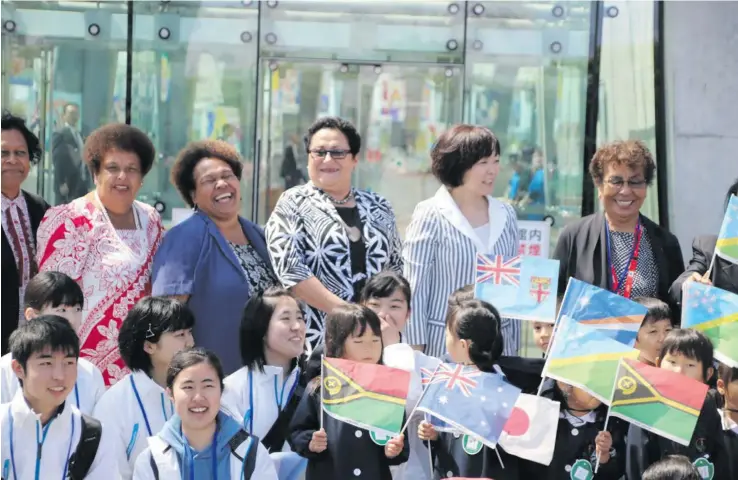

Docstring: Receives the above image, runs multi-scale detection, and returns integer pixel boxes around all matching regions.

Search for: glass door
[256,60,463,234]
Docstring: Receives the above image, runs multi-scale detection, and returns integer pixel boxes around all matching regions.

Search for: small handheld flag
[715,195,738,264]
[681,282,738,368]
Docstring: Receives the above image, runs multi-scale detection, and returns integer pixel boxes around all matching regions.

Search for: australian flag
[417,363,521,449]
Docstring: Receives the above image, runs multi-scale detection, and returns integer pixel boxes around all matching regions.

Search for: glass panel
[596,1,659,222]
[131,1,259,225]
[256,60,463,233]
[1,1,128,203]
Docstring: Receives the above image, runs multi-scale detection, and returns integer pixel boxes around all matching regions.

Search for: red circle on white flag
[503,406,530,436]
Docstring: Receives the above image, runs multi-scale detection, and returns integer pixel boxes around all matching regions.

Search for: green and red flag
[321,357,411,435]
[609,358,708,446]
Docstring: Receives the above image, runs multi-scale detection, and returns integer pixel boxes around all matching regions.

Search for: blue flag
[417,363,521,448]
[557,278,647,347]
[475,254,560,322]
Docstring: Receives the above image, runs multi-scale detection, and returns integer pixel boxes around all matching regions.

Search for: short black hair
[118,297,196,372]
[431,124,501,188]
[84,123,156,176]
[725,178,738,211]
[239,287,304,372]
[170,140,243,208]
[325,304,382,360]
[360,271,411,305]
[642,455,701,480]
[446,299,503,372]
[633,297,673,327]
[659,328,714,380]
[166,347,224,391]
[1,110,42,165]
[9,315,79,371]
[24,271,83,311]
[304,117,361,156]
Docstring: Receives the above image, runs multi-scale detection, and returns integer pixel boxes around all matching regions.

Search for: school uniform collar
[719,409,738,434]
[433,186,507,253]
[131,369,166,396]
[560,409,598,426]
[10,390,69,429]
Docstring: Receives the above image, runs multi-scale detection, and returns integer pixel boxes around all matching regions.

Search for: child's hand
[595,431,612,464]
[384,433,405,458]
[418,421,439,441]
[309,429,328,453]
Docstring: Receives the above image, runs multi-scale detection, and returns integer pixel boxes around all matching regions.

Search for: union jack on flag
[424,363,481,397]
[476,254,522,286]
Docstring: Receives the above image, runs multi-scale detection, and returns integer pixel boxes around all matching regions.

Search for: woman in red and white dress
[36,124,163,386]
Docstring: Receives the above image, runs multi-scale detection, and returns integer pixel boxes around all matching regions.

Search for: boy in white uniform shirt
[0,315,119,479]
[0,271,105,414]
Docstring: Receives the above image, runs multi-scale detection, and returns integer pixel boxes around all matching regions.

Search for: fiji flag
[417,363,521,449]
[475,254,560,322]
[716,195,738,264]
[682,282,738,368]
[558,278,647,347]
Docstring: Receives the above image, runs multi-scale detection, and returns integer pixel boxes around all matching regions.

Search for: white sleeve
[93,392,133,479]
[90,365,106,408]
[131,448,156,480]
[251,441,278,480]
[85,414,123,480]
[0,356,19,404]
[220,382,246,426]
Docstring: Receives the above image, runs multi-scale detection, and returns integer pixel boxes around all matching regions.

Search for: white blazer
[132,434,278,480]
[93,371,174,479]
[221,365,300,442]
[402,187,520,357]
[0,353,105,415]
[1,391,120,480]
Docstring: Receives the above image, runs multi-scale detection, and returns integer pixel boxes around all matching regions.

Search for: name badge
[370,430,390,446]
[568,458,593,480]
[693,457,714,480]
[461,434,483,455]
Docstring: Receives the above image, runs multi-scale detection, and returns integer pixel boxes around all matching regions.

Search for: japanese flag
[498,394,560,465]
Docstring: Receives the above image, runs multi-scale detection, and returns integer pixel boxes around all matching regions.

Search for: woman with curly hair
[553,140,684,304]
[35,123,164,385]
[152,140,278,374]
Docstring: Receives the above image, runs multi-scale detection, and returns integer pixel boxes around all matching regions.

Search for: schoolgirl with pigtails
[93,296,196,479]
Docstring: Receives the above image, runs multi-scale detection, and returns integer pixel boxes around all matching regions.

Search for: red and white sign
[518,220,551,258]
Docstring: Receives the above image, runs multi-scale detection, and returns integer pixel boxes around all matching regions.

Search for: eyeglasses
[605,177,647,190]
[309,149,351,159]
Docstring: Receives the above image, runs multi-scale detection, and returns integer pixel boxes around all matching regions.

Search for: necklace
[322,188,354,205]
[94,191,141,230]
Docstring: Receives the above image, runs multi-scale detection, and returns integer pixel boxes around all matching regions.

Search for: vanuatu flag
[321,357,411,435]
[609,358,708,445]
[716,195,738,263]
[682,282,738,368]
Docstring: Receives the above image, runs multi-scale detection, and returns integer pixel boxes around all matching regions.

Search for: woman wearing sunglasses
[265,116,403,352]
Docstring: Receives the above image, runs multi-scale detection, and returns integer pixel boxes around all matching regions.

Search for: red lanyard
[606,221,642,299]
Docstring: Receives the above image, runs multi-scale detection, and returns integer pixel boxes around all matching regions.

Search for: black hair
[633,297,673,327]
[642,455,701,480]
[446,299,503,372]
[549,381,608,417]
[431,124,501,188]
[24,271,83,311]
[324,304,383,360]
[239,287,304,372]
[717,362,738,409]
[304,116,361,156]
[166,347,225,391]
[170,139,244,208]
[725,178,738,212]
[1,110,42,165]
[360,271,411,305]
[9,315,80,371]
[83,123,156,176]
[658,329,714,380]
[118,296,196,372]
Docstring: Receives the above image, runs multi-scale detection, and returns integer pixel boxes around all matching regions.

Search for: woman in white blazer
[93,297,195,479]
[403,125,520,358]
[133,348,277,480]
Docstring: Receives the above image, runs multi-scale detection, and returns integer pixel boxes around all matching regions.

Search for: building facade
[2,0,669,243]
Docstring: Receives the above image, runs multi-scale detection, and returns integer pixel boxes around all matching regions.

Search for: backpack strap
[261,382,304,452]
[149,452,159,480]
[229,430,259,479]
[66,414,102,480]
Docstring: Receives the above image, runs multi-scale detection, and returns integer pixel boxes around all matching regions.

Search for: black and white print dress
[265,182,403,349]
[229,242,279,295]
[609,227,659,298]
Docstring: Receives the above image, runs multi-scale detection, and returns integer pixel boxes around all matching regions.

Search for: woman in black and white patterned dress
[265,117,403,349]
[554,140,684,308]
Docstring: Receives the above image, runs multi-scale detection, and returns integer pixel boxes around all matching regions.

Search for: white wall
[664,1,738,259]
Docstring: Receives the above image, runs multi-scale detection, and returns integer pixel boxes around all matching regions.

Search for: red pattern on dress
[36,197,163,386]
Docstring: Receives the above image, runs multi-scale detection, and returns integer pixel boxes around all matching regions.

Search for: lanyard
[74,384,79,409]
[7,405,75,480]
[130,375,173,437]
[184,424,218,480]
[245,368,300,434]
[605,220,642,299]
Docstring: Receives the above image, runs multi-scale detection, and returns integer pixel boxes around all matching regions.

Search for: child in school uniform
[133,348,278,479]
[0,271,105,414]
[642,455,702,480]
[93,297,195,479]
[289,304,408,480]
[1,316,118,479]
[716,364,738,478]
[626,328,730,479]
[633,297,674,366]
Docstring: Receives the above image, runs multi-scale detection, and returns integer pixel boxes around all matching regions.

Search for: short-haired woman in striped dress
[402,125,520,358]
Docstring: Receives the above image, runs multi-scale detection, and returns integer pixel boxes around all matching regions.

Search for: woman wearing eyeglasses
[553,140,684,304]
[265,117,403,351]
